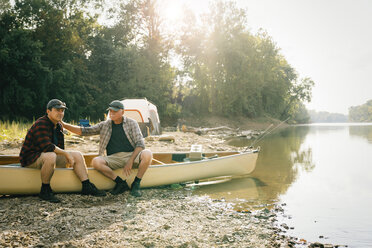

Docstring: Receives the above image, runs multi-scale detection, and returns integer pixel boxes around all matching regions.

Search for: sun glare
[162,1,184,22]
[158,0,209,25]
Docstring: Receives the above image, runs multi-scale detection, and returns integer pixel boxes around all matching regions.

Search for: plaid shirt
[82,116,145,156]
[19,115,64,167]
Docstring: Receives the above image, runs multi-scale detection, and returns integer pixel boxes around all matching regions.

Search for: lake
[193,123,372,247]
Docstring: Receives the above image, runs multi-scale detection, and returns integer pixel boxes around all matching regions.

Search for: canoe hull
[0,151,258,195]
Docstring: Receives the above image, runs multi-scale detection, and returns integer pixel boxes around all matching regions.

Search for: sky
[238,0,372,114]
[158,0,372,115]
[102,0,372,115]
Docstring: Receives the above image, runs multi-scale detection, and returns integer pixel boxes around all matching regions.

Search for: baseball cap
[107,100,124,111]
[47,99,67,109]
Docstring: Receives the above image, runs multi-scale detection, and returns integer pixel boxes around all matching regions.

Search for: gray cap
[47,99,67,109]
[107,100,124,111]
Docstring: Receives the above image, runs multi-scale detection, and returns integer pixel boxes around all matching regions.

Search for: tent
[108,98,161,137]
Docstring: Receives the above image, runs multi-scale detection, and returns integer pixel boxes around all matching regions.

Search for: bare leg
[40,152,57,184]
[69,151,89,181]
[136,149,152,179]
[92,157,117,180]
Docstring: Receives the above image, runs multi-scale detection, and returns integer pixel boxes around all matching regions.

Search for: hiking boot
[39,190,61,203]
[82,182,106,197]
[130,181,142,197]
[110,180,130,195]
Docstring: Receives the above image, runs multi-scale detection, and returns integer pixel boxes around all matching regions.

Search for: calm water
[193,123,372,247]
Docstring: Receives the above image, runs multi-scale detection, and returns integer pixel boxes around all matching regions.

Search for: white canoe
[0,150,259,195]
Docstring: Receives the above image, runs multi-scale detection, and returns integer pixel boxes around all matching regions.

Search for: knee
[70,151,83,160]
[92,157,106,169]
[41,152,57,165]
[141,149,153,163]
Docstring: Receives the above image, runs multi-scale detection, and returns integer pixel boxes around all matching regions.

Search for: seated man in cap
[20,99,106,203]
[62,100,152,197]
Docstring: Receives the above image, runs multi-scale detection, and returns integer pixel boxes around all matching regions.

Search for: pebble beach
[0,128,337,247]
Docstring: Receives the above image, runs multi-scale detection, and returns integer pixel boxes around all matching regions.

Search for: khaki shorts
[27,152,67,169]
[100,151,142,170]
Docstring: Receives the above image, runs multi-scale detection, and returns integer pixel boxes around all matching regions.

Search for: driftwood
[181,125,238,135]
[180,125,262,139]
[145,134,176,142]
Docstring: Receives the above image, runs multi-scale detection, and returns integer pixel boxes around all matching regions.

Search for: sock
[41,183,51,191]
[133,177,141,184]
[82,179,90,187]
[114,176,124,184]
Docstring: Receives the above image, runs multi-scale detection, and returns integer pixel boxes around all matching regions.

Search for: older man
[20,99,106,203]
[62,100,152,197]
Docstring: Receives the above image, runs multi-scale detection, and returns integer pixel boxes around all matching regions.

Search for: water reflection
[251,126,313,200]
[349,124,372,143]
[195,126,313,208]
[192,176,260,201]
[193,124,372,246]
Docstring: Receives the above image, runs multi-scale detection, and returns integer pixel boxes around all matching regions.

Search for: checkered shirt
[81,116,145,156]
[19,115,64,167]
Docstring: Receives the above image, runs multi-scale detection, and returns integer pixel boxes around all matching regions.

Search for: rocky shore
[0,125,339,247]
[1,188,303,248]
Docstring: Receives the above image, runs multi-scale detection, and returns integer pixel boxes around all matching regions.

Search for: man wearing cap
[19,99,106,203]
[62,100,152,197]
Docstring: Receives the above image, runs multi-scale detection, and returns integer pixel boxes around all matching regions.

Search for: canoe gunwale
[0,150,258,169]
[149,150,258,168]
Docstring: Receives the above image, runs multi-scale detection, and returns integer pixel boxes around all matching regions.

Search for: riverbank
[0,119,338,248]
[1,187,304,248]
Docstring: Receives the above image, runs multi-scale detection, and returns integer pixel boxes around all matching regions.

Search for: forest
[308,110,348,123]
[349,100,372,122]
[1,0,314,125]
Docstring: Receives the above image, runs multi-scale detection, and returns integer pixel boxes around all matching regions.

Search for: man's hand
[65,152,75,166]
[123,160,133,177]
[60,121,82,135]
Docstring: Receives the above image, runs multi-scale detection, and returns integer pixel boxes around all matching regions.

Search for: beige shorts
[100,151,142,170]
[27,152,67,169]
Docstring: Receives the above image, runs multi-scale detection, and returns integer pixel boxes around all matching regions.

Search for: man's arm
[123,147,144,177]
[128,119,145,148]
[61,121,82,135]
[54,145,75,165]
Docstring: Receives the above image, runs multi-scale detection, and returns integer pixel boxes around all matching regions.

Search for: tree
[1,0,103,120]
[177,1,313,122]
[280,77,314,120]
[88,0,176,122]
[0,10,51,119]
[349,100,372,122]
[0,0,11,14]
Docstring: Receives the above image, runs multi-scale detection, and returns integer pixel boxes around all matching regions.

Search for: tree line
[1,0,314,125]
[349,100,372,122]
[308,110,348,123]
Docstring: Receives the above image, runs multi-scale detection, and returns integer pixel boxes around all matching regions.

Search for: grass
[0,120,31,143]
[0,119,97,143]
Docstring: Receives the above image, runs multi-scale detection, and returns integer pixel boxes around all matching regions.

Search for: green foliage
[1,0,102,121]
[1,0,314,125]
[0,0,11,14]
[177,1,313,123]
[0,11,51,119]
[349,100,372,122]
[87,0,175,121]
[289,102,310,124]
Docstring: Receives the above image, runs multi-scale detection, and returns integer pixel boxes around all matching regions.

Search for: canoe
[0,149,259,195]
